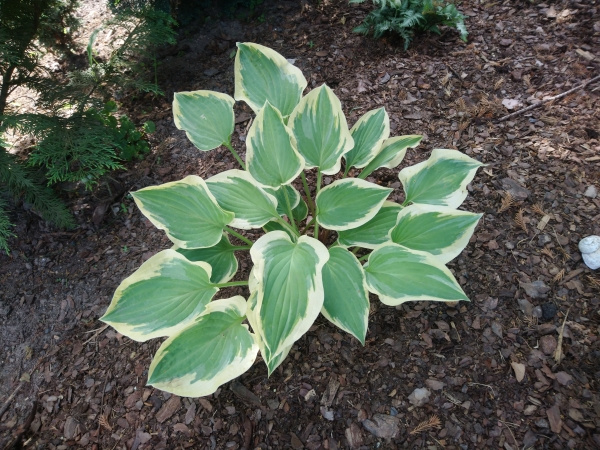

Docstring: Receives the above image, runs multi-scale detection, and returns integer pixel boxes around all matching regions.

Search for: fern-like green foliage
[0,3,175,252]
[4,113,124,189]
[0,194,15,254]
[351,0,468,50]
[0,149,76,253]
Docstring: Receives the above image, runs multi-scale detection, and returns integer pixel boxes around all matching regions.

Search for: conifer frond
[498,191,515,213]
[410,415,442,434]
[540,247,555,259]
[98,414,113,431]
[0,197,15,254]
[0,149,75,230]
[532,203,546,216]
[514,209,527,232]
[587,276,600,289]
[553,268,565,283]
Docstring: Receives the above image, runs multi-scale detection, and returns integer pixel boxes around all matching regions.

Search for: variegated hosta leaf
[321,247,369,344]
[101,249,218,341]
[289,84,353,175]
[364,243,469,306]
[390,204,482,263]
[343,108,390,170]
[234,42,307,117]
[291,197,308,221]
[248,266,259,293]
[359,135,422,179]
[264,185,300,216]
[148,296,258,397]
[248,231,329,374]
[132,175,234,249]
[316,178,392,231]
[262,220,294,239]
[264,185,309,222]
[246,101,305,188]
[174,234,239,284]
[399,149,484,208]
[245,291,294,375]
[206,169,279,229]
[172,90,235,151]
[337,201,402,249]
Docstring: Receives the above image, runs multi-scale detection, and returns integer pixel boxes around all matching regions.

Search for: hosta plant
[101,42,484,397]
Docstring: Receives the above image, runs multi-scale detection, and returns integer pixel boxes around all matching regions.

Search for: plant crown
[102,42,483,397]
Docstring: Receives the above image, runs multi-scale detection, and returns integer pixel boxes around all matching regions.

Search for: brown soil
[1,0,599,449]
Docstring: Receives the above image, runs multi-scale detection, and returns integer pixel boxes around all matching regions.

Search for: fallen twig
[0,383,23,420]
[497,74,600,122]
[553,307,570,364]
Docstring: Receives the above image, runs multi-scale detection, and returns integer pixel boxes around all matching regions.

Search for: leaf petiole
[314,170,322,238]
[275,217,300,238]
[282,185,298,233]
[231,245,251,251]
[224,226,253,246]
[300,172,316,216]
[223,141,246,170]
[213,280,249,288]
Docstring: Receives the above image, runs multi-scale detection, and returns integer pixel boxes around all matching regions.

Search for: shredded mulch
[1,0,599,448]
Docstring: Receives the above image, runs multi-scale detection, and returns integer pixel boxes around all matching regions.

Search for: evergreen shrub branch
[0,1,176,252]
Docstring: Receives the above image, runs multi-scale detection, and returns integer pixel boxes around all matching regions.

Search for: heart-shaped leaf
[148,296,258,397]
[358,135,422,179]
[248,231,329,374]
[364,243,469,305]
[101,249,218,341]
[132,175,234,249]
[174,234,240,284]
[399,149,484,208]
[234,42,307,117]
[337,201,402,249]
[390,204,482,263]
[289,84,353,174]
[173,90,235,151]
[343,107,389,171]
[316,178,392,231]
[321,247,369,344]
[246,102,305,188]
[206,169,279,229]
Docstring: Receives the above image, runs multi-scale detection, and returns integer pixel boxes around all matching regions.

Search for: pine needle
[498,191,515,213]
[410,415,442,435]
[553,268,565,283]
[514,209,527,232]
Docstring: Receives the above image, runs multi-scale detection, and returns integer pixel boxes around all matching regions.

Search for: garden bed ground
[1,0,599,448]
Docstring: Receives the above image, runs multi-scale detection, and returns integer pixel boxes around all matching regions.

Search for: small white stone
[579,235,600,270]
[408,387,431,407]
[584,185,598,198]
